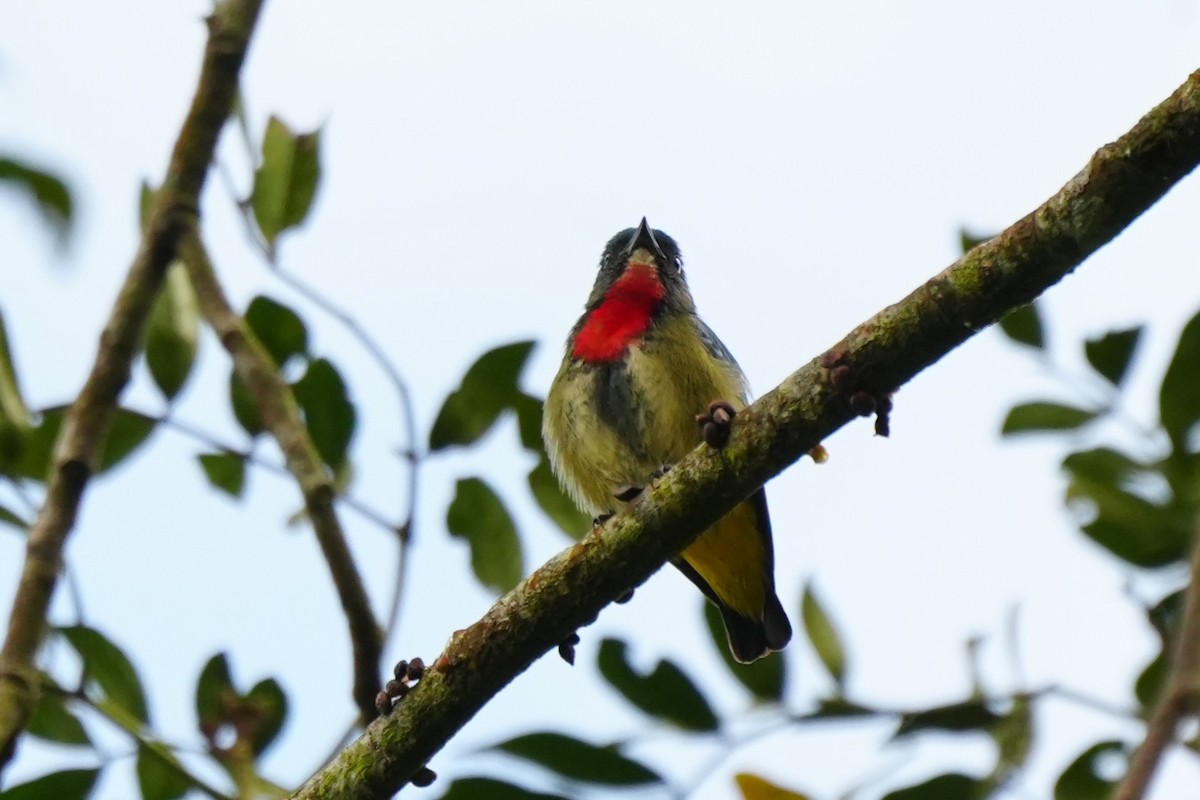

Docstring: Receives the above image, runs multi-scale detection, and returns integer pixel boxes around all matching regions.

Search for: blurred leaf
[195,652,234,734]
[0,768,99,800]
[229,373,265,437]
[17,406,163,479]
[1135,651,1168,711]
[136,743,190,800]
[735,772,812,800]
[990,695,1034,782]
[528,457,589,539]
[145,262,200,401]
[1147,589,1185,644]
[996,303,1044,350]
[1061,448,1142,485]
[807,698,878,719]
[245,678,288,756]
[597,638,718,732]
[197,452,246,498]
[435,777,568,800]
[1002,402,1096,435]
[26,690,90,746]
[493,731,662,786]
[1066,477,1190,567]
[882,773,985,800]
[894,700,1001,739]
[0,308,32,473]
[1160,308,1200,451]
[512,392,546,453]
[447,477,523,593]
[244,295,309,368]
[704,602,785,702]
[100,408,158,473]
[957,228,996,255]
[0,156,73,247]
[1084,327,1142,387]
[801,582,847,688]
[429,341,536,450]
[251,116,322,248]
[0,503,28,530]
[293,358,357,470]
[59,625,149,723]
[1054,741,1127,800]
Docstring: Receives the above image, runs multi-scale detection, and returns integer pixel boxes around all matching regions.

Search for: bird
[542,218,791,663]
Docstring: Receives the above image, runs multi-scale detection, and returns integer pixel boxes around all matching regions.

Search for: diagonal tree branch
[0,0,266,769]
[290,68,1200,798]
[178,227,383,721]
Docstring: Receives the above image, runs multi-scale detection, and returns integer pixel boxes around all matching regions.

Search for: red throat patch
[572,263,665,362]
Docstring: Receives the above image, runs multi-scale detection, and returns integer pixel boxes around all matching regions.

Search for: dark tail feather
[720,591,792,664]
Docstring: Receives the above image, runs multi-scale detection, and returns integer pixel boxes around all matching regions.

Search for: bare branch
[0,0,266,767]
[291,68,1200,798]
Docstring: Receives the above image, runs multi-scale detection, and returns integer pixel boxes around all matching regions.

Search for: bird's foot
[592,511,614,528]
[613,485,643,502]
[697,400,737,447]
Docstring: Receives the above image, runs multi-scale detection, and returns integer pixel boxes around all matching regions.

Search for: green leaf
[293,358,357,470]
[429,341,536,450]
[145,261,200,401]
[493,731,663,786]
[801,582,847,688]
[1160,308,1200,451]
[229,373,265,437]
[512,392,547,453]
[245,678,288,756]
[1001,401,1097,435]
[1084,327,1142,387]
[447,477,523,593]
[58,625,149,723]
[0,768,99,800]
[894,700,1001,739]
[436,777,568,800]
[990,695,1034,783]
[0,308,32,473]
[101,408,158,473]
[596,638,719,732]
[882,773,985,800]
[996,302,1044,350]
[735,772,813,800]
[703,602,785,702]
[195,652,234,735]
[1135,651,1167,711]
[197,452,247,498]
[18,407,162,479]
[1066,476,1190,567]
[136,742,190,800]
[1061,448,1142,485]
[1054,741,1127,800]
[528,457,589,539]
[26,689,90,746]
[957,228,996,255]
[0,157,74,247]
[0,503,28,530]
[244,295,309,368]
[251,116,322,248]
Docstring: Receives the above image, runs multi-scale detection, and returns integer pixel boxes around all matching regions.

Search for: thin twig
[0,0,266,768]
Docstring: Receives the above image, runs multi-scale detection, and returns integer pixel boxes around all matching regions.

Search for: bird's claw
[697,400,737,447]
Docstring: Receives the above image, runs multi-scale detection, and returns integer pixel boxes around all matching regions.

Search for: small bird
[543,219,791,663]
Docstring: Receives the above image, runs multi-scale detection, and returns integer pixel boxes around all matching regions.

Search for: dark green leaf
[251,117,322,247]
[0,157,74,247]
[801,582,847,688]
[1061,448,1143,485]
[0,308,32,474]
[100,408,158,473]
[145,262,200,401]
[447,477,523,593]
[513,392,546,453]
[244,295,309,368]
[990,695,1034,781]
[1054,741,1127,800]
[245,678,288,756]
[704,602,785,702]
[597,638,718,732]
[1160,309,1200,451]
[18,406,161,479]
[882,773,985,800]
[0,503,28,530]
[493,732,662,786]
[528,458,589,539]
[0,768,99,800]
[436,777,568,800]
[12,405,61,481]
[136,742,190,800]
[1001,402,1096,435]
[197,452,247,498]
[429,341,536,450]
[195,652,234,732]
[805,698,878,719]
[26,690,90,746]
[957,228,996,255]
[229,373,264,437]
[58,625,149,723]
[1135,652,1168,712]
[894,700,1001,739]
[1084,327,1142,387]
[735,772,813,800]
[1147,589,1185,644]
[997,303,1044,350]
[293,358,357,470]
[1066,477,1190,567]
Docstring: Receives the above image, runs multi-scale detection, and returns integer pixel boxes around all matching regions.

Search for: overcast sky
[4,2,1200,798]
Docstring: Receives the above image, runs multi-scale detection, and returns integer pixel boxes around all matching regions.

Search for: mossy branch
[0,0,265,769]
[290,68,1200,798]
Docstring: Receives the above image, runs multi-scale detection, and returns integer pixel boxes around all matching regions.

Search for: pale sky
[3,2,1200,798]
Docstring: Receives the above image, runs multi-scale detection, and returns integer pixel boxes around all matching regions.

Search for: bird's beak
[622,217,666,262]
